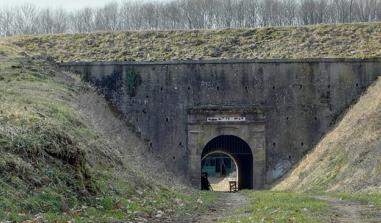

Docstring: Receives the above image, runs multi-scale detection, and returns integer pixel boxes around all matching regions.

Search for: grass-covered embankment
[10,22,381,62]
[274,76,381,193]
[0,40,216,222]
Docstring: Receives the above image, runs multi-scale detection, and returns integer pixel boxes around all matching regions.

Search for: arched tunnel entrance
[201,135,253,191]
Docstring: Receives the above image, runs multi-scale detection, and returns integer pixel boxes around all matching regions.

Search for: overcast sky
[0,0,160,10]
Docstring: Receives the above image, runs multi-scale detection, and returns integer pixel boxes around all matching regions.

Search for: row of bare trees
[1,0,381,36]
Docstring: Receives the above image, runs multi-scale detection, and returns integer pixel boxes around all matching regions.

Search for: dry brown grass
[6,22,381,62]
[274,77,381,192]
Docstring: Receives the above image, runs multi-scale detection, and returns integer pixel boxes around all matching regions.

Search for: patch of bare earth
[315,196,381,223]
[195,192,248,223]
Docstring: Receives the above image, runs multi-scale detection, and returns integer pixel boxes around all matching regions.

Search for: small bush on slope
[274,77,381,193]
[0,41,211,222]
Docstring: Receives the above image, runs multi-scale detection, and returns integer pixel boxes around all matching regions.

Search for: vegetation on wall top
[10,22,381,62]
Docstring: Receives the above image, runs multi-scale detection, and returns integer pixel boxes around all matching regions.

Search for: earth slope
[274,77,381,192]
[0,40,210,222]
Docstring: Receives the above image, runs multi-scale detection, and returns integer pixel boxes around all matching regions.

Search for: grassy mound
[274,77,381,193]
[9,22,381,62]
[0,40,213,222]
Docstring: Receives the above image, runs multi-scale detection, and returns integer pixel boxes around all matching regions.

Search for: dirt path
[194,192,248,223]
[315,196,381,223]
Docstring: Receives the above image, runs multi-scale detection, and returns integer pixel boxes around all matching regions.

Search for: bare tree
[352,0,379,22]
[70,7,94,33]
[179,0,207,29]
[281,0,298,26]
[52,8,69,33]
[0,7,15,36]
[39,8,54,34]
[161,1,184,29]
[1,0,381,37]
[334,0,350,23]
[13,4,39,35]
[300,0,321,25]
[241,0,260,27]
[315,0,329,23]
[140,2,160,30]
[349,0,354,22]
[95,2,120,31]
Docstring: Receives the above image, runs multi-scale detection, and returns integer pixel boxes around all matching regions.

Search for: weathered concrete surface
[188,107,265,189]
[60,59,381,188]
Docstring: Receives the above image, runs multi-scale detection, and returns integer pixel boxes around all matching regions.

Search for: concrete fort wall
[60,58,381,188]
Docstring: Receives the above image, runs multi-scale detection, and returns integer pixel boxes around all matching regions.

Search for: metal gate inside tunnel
[201,135,253,190]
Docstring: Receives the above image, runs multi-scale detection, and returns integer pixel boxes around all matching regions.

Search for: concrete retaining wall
[60,58,381,188]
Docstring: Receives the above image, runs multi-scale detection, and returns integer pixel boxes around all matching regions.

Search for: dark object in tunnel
[201,172,213,190]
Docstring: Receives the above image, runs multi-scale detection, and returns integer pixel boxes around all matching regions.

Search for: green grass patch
[326,192,381,208]
[223,191,334,223]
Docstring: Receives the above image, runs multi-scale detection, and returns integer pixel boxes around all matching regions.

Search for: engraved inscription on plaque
[207,116,246,122]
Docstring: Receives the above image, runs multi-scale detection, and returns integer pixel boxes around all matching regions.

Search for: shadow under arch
[201,135,254,189]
